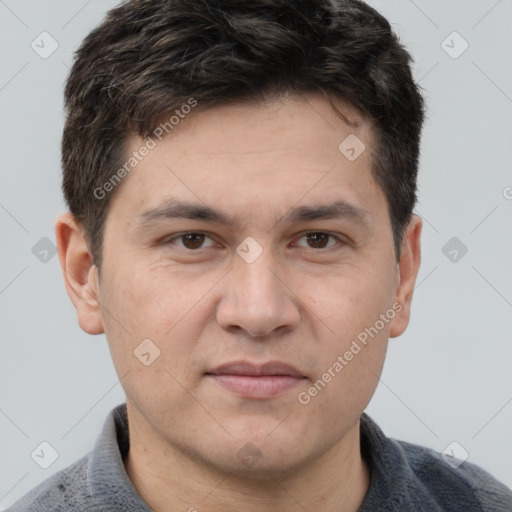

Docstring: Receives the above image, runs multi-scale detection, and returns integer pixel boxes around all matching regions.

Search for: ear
[55,212,104,335]
[389,214,422,338]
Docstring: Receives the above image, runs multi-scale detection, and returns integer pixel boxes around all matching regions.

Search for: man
[8,0,512,510]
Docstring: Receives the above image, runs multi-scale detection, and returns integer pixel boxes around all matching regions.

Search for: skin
[56,92,422,512]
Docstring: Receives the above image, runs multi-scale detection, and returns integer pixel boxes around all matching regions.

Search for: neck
[124,405,370,512]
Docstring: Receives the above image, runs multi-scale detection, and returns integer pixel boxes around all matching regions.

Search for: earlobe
[55,213,105,335]
[389,214,422,338]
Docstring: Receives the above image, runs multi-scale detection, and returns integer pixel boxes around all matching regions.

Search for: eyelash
[163,231,346,252]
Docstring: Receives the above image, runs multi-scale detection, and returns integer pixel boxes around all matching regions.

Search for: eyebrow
[133,199,371,231]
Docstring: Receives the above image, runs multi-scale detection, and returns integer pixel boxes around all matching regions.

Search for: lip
[207,360,305,377]
[205,360,307,399]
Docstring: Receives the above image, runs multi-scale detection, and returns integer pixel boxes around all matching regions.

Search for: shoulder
[6,454,93,512]
[396,438,512,511]
[359,413,512,511]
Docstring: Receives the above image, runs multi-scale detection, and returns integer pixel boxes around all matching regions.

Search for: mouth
[204,360,307,399]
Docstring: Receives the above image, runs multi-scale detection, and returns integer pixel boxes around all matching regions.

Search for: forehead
[107,93,384,227]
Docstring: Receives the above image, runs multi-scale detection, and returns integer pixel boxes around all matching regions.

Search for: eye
[166,232,217,250]
[164,231,345,252]
[294,231,342,250]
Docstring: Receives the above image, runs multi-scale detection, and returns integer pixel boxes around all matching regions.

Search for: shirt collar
[88,403,152,511]
[88,403,406,511]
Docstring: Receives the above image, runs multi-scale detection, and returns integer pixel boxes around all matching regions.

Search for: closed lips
[205,360,305,378]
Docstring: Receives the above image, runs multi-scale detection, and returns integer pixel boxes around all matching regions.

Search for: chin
[209,429,316,481]
[226,452,313,482]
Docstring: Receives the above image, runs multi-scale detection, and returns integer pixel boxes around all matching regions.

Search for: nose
[216,248,301,339]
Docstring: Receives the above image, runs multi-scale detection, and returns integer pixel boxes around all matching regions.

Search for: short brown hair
[62,0,425,273]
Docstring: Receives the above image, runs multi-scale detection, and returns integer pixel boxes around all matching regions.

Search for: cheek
[98,270,207,419]
[99,263,223,385]
[300,258,398,345]
[297,294,390,432]
[294,259,395,404]
[96,268,175,372]
[104,262,195,334]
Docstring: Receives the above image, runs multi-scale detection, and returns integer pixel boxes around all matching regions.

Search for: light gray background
[1,0,511,508]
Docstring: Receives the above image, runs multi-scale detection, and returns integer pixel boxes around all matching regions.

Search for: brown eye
[296,232,340,250]
[181,233,205,249]
[306,232,330,249]
[167,232,215,250]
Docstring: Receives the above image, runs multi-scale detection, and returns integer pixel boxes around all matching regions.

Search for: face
[58,92,421,479]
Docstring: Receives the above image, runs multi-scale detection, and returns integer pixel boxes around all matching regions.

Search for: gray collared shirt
[7,403,512,511]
